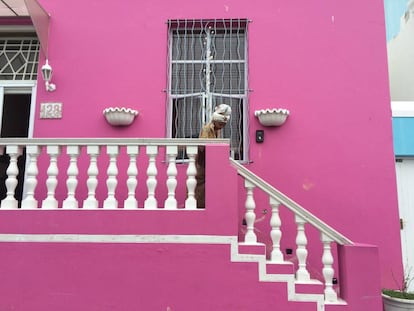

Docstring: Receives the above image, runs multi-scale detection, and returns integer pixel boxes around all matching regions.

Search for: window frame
[166,19,250,162]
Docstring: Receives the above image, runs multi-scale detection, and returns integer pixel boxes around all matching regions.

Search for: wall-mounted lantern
[41,60,56,92]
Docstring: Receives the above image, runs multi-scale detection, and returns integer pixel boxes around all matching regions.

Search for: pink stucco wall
[0,242,321,311]
[0,241,382,311]
[31,0,402,290]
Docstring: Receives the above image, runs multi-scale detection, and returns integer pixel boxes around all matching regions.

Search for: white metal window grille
[167,19,249,161]
[0,38,40,80]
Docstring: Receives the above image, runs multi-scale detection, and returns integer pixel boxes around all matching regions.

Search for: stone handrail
[230,158,353,245]
[230,158,353,303]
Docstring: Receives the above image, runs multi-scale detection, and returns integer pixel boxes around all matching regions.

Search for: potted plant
[382,267,414,310]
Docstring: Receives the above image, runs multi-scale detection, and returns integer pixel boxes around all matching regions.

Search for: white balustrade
[144,145,158,209]
[1,145,22,209]
[232,157,348,302]
[41,145,61,209]
[244,179,257,243]
[62,146,80,209]
[270,197,283,262]
[164,145,178,209]
[21,145,40,209]
[124,145,139,209]
[103,145,119,209]
[83,145,100,209]
[0,139,227,210]
[295,214,311,281]
[185,146,197,209]
[321,233,338,302]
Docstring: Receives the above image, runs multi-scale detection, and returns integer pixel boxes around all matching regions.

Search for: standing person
[195,104,231,208]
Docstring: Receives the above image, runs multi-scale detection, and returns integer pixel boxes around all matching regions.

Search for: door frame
[0,80,37,138]
[0,81,37,202]
[395,157,414,292]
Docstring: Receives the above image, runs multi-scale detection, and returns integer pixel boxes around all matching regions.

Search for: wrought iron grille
[167,19,249,161]
[0,38,40,80]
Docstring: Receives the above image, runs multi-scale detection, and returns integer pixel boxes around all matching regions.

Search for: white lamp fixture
[41,60,56,92]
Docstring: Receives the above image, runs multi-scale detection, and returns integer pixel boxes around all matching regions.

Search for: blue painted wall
[393,117,414,156]
[384,0,409,41]
[385,1,413,156]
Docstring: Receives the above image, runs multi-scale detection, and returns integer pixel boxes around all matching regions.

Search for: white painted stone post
[321,233,338,302]
[185,145,197,209]
[124,145,139,209]
[21,145,40,209]
[103,145,119,209]
[1,145,22,209]
[295,214,310,281]
[144,145,158,209]
[41,145,61,209]
[164,145,178,209]
[62,145,80,209]
[82,145,100,209]
[270,197,284,262]
[244,180,257,243]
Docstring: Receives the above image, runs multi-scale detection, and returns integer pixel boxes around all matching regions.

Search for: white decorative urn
[254,108,289,126]
[103,107,139,126]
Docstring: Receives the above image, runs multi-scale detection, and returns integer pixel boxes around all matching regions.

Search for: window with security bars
[167,19,249,161]
[0,38,40,80]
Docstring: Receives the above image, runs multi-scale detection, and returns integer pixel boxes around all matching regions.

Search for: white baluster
[62,146,80,209]
[295,214,310,281]
[82,145,100,209]
[164,145,178,209]
[270,197,284,262]
[124,145,139,209]
[144,145,158,209]
[321,233,338,302]
[244,180,257,243]
[41,145,61,209]
[1,145,22,209]
[185,146,197,209]
[21,145,41,209]
[103,145,119,209]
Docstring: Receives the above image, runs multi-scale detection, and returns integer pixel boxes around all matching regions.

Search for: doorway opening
[0,89,35,206]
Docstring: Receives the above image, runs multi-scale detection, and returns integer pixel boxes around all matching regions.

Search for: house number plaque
[40,102,62,119]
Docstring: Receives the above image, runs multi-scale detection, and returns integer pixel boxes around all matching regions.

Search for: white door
[395,158,414,291]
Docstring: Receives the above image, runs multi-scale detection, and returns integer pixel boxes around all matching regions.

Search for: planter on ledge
[382,292,414,311]
[103,107,139,126]
[254,108,289,126]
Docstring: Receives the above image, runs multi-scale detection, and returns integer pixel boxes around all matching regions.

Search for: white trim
[230,241,326,311]
[0,234,237,244]
[0,85,33,137]
[0,87,4,134]
[0,82,37,199]
[0,82,37,138]
[0,81,36,87]
[28,84,37,138]
[391,101,414,117]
